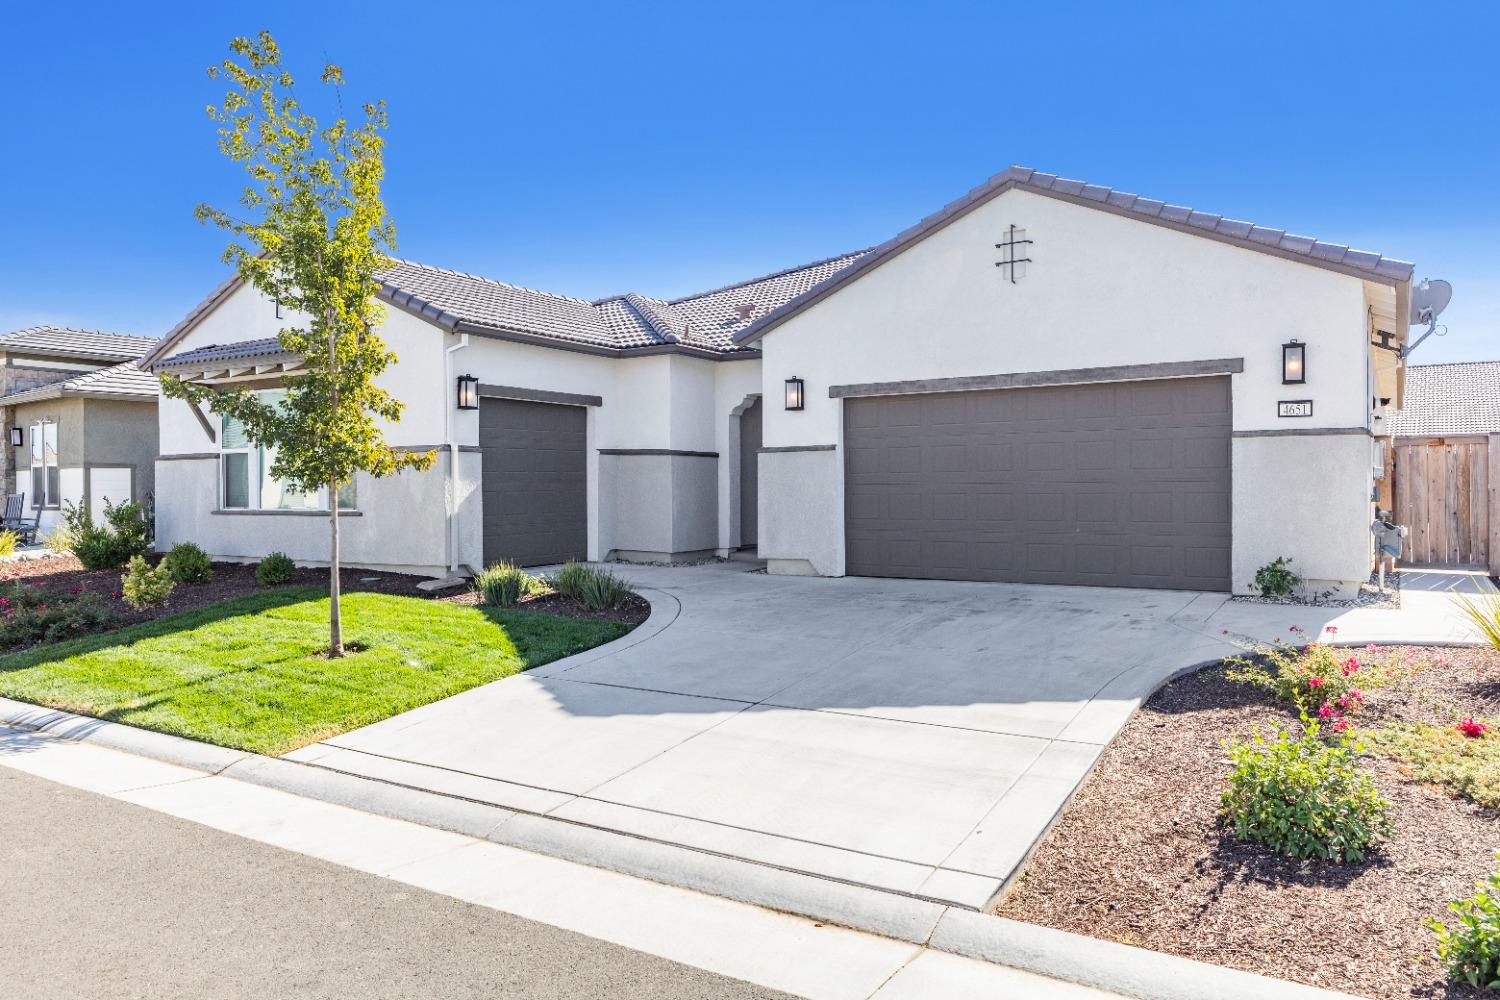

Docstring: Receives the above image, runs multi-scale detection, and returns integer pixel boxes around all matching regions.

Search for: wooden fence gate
[1390,434,1500,572]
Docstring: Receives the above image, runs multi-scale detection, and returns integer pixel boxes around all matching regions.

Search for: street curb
[930,910,1365,1000]
[0,595,1392,1000]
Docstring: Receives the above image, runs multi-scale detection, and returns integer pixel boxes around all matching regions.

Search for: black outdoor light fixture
[1282,340,1307,385]
[784,376,805,411]
[456,374,479,410]
[7,428,20,448]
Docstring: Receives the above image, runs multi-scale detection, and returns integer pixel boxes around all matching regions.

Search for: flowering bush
[1221,723,1392,862]
[1226,630,1368,728]
[1372,721,1500,810]
[0,580,116,648]
[1427,851,1500,990]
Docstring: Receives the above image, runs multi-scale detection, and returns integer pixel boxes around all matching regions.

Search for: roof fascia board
[735,179,1404,346]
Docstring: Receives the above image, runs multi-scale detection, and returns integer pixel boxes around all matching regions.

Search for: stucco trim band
[157,453,219,462]
[828,358,1246,400]
[478,384,604,408]
[1232,427,1373,438]
[598,449,718,458]
[759,444,838,453]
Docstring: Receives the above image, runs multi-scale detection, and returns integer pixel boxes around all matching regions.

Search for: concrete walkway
[290,563,1484,911]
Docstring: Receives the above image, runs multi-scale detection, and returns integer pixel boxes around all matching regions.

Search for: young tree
[161,32,434,656]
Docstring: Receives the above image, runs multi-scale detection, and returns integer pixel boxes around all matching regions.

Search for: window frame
[217,395,357,513]
[29,419,60,509]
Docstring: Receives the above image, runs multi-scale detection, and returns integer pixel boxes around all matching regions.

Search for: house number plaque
[1277,400,1313,418]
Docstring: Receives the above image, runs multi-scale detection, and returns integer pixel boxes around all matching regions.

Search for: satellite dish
[1409,278,1452,326]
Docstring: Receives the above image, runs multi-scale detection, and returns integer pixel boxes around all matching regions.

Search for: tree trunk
[329,477,343,657]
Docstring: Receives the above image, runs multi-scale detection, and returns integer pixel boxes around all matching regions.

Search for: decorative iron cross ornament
[994,224,1032,283]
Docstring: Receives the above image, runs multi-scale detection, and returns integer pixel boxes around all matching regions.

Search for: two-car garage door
[843,377,1231,591]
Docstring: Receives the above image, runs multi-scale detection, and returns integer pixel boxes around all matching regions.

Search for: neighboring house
[0,328,161,532]
[145,165,1417,596]
[1384,361,1500,440]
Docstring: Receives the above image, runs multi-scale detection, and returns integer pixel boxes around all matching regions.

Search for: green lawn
[0,589,630,755]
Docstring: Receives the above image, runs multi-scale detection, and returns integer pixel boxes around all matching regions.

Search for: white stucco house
[144,165,1417,596]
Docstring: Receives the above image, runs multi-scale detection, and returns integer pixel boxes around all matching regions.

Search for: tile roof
[154,338,296,369]
[734,165,1416,345]
[0,361,159,407]
[0,326,158,361]
[1386,361,1500,437]
[376,254,868,356]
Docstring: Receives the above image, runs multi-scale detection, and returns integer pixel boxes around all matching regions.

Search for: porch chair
[2,494,41,546]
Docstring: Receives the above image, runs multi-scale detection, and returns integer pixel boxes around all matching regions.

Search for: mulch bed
[0,555,649,640]
[996,646,1500,1000]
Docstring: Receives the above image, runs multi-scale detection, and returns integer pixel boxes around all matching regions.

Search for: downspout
[443,332,470,575]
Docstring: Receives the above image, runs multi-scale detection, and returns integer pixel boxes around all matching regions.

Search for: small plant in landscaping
[551,561,591,600]
[474,562,538,608]
[1226,632,1373,727]
[63,499,149,570]
[1458,595,1500,654]
[163,542,214,584]
[576,565,633,611]
[1460,717,1490,739]
[1220,723,1393,862]
[121,555,177,610]
[1251,556,1302,598]
[0,580,116,648]
[1371,720,1500,810]
[43,525,75,554]
[256,552,297,587]
[1427,851,1500,991]
[0,530,18,558]
[551,561,633,610]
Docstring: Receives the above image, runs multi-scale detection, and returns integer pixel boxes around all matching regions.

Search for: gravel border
[1231,570,1402,610]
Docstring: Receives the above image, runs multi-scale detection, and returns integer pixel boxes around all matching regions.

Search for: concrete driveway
[288,562,1480,910]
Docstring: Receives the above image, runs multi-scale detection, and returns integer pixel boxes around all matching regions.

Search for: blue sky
[2,1,1495,363]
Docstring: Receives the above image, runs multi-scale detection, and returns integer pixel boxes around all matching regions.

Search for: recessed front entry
[739,396,762,550]
[842,377,1232,590]
[479,397,587,567]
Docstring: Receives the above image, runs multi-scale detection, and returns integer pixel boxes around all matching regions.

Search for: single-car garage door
[843,377,1231,591]
[480,397,587,567]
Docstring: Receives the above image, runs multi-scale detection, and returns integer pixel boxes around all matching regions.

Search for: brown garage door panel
[844,378,1231,591]
[480,398,587,568]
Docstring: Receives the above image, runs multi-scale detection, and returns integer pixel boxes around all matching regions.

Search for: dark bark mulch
[0,555,649,635]
[996,648,1500,1000]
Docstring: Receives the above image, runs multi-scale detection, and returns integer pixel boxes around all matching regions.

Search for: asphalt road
[0,766,795,1000]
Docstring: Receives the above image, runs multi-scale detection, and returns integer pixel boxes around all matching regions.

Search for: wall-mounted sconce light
[1282,340,1306,385]
[784,376,805,411]
[456,374,479,410]
[7,428,21,447]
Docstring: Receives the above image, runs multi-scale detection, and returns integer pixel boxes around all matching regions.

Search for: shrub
[474,561,538,607]
[0,581,116,648]
[43,525,75,554]
[575,566,633,611]
[120,555,176,610]
[552,561,591,600]
[256,552,297,586]
[1225,633,1375,729]
[1220,724,1392,862]
[64,499,149,570]
[1427,852,1500,991]
[0,530,17,557]
[163,542,213,584]
[1251,556,1302,598]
